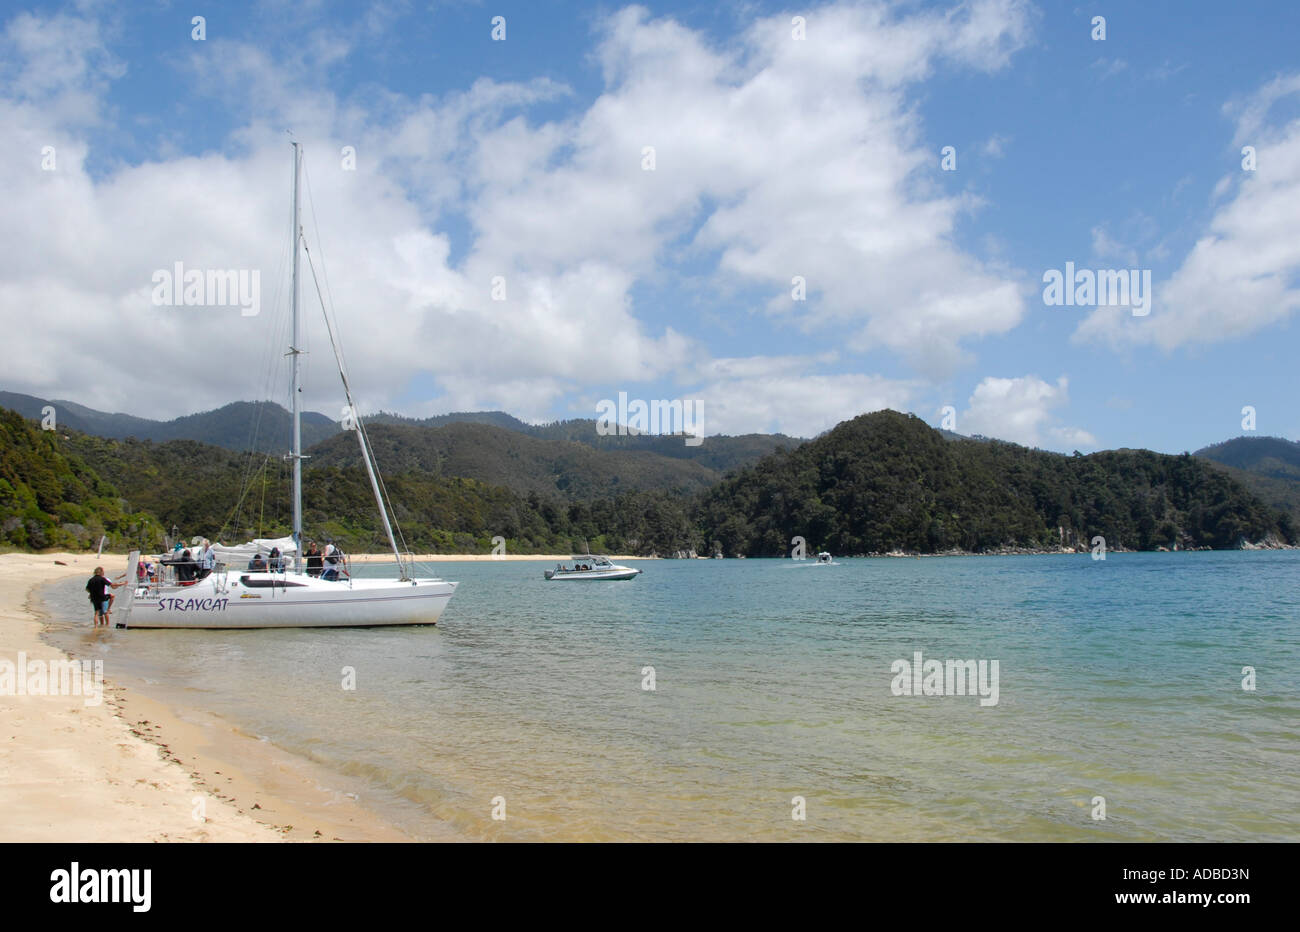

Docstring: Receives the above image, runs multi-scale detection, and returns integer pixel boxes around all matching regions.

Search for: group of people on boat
[240,542,345,578]
[168,539,217,582]
[300,540,347,580]
[558,562,594,573]
[88,535,357,624]
[134,536,350,589]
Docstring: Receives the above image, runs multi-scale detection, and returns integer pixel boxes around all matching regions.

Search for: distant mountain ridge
[1196,435,1300,522]
[1197,435,1300,477]
[308,421,724,501]
[366,410,799,472]
[0,392,798,494]
[0,391,340,453]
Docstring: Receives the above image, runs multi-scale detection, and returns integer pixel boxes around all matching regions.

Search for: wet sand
[0,552,414,842]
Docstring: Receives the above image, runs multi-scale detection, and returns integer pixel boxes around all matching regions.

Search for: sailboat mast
[290,141,304,557]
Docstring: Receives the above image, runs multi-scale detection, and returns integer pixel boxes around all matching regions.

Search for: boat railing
[138,558,227,594]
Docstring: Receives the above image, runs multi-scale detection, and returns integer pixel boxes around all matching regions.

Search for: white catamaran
[119,143,457,629]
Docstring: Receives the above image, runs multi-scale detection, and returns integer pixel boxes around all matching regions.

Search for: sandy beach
[0,552,413,842]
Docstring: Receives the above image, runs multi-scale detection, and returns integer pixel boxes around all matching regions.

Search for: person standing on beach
[85,567,125,627]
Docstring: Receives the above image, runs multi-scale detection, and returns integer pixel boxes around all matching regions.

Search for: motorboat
[544,555,641,581]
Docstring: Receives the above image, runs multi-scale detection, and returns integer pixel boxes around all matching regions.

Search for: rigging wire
[219,197,292,543]
[301,156,415,564]
[300,238,414,564]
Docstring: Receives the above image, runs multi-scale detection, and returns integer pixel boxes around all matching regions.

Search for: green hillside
[3,406,1294,558]
[367,411,798,474]
[0,409,161,550]
[696,411,1295,555]
[306,421,722,500]
[50,424,696,556]
[1196,436,1300,523]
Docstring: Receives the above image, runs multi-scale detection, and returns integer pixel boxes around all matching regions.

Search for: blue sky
[2,0,1298,453]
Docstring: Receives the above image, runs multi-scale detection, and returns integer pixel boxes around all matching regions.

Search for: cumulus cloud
[960,375,1095,450]
[681,355,918,436]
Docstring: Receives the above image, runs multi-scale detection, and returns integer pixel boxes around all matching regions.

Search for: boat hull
[123,573,457,629]
[544,569,641,581]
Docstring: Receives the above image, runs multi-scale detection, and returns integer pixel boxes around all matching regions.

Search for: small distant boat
[817,552,832,564]
[545,555,641,581]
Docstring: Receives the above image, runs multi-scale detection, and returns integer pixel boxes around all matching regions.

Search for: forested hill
[307,422,723,500]
[2,406,1294,557]
[696,410,1295,556]
[1196,436,1300,523]
[1197,436,1300,474]
[0,409,162,549]
[365,411,798,473]
[7,417,698,555]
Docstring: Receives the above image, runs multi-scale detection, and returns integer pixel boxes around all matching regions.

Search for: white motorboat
[817,551,833,564]
[544,555,641,581]
[120,143,456,628]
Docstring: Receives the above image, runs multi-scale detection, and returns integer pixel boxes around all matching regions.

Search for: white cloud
[981,133,1009,158]
[960,375,1095,449]
[0,2,1034,432]
[1090,57,1127,80]
[1076,73,1300,351]
[1089,225,1138,267]
[685,357,918,436]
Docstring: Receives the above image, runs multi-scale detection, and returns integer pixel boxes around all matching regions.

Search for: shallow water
[40,551,1300,841]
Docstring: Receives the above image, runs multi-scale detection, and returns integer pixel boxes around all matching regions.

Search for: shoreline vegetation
[3,407,1295,560]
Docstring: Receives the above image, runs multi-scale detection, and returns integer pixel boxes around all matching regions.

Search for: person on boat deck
[175,549,199,582]
[248,552,268,572]
[305,541,323,577]
[85,567,125,627]
[196,540,216,579]
[321,543,344,581]
[268,547,284,572]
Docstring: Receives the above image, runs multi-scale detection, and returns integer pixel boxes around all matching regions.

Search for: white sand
[0,552,412,842]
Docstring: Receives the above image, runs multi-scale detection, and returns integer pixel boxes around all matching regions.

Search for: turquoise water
[40,551,1300,841]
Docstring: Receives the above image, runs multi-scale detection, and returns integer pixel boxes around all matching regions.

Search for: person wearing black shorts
[85,567,125,627]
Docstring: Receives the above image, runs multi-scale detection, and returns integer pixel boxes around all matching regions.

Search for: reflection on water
[39,552,1300,841]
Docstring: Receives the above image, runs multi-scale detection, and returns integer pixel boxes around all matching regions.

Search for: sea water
[39,551,1300,841]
